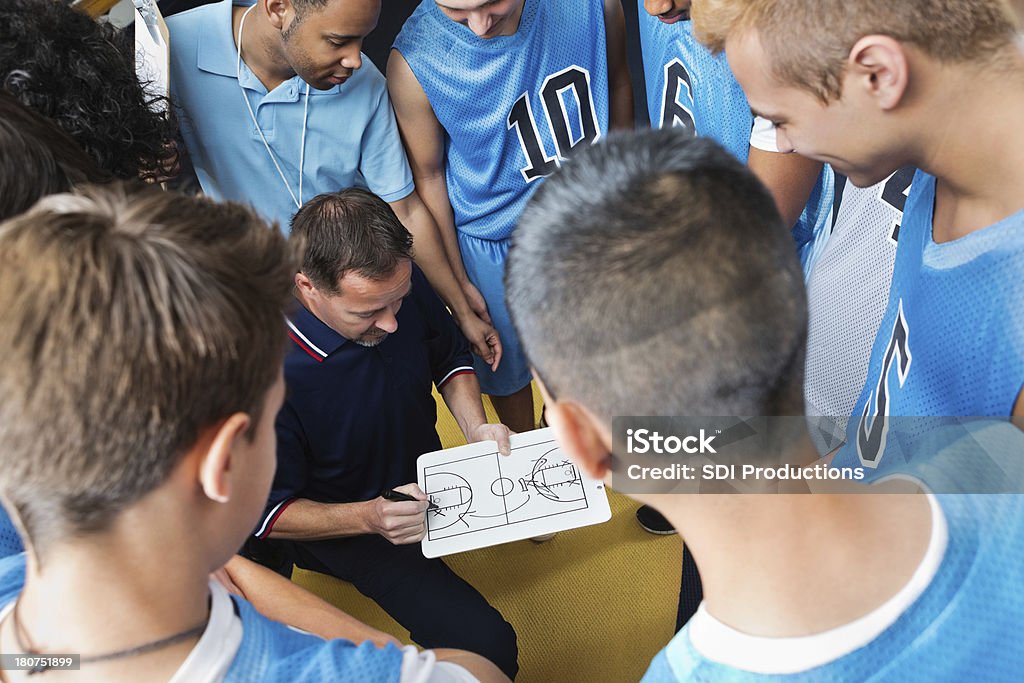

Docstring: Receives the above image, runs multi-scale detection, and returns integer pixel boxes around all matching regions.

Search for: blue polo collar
[196,0,341,97]
[286,296,349,359]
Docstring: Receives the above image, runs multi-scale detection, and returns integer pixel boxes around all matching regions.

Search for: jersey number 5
[857,300,912,467]
[507,66,601,183]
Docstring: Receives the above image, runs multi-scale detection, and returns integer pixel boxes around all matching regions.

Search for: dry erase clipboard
[417,428,611,558]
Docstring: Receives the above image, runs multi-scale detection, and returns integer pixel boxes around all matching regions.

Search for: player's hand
[367,483,429,545]
[470,423,514,456]
[460,312,503,372]
[461,280,492,324]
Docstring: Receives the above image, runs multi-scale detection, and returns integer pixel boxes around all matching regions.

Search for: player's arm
[604,0,635,130]
[1013,387,1024,420]
[217,555,400,647]
[748,147,824,228]
[439,372,512,455]
[390,192,502,371]
[387,50,491,324]
[430,649,512,683]
[746,117,822,228]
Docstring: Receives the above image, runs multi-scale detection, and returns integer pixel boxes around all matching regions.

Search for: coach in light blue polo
[166,0,413,229]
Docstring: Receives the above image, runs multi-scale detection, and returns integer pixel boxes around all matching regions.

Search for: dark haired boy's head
[507,128,806,436]
[0,92,111,221]
[256,0,380,91]
[0,184,295,560]
[0,0,178,181]
[291,188,415,346]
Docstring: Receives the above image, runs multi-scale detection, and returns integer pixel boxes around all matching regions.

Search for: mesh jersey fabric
[633,4,835,275]
[393,0,611,241]
[0,553,405,682]
[0,509,22,559]
[805,168,914,452]
[835,171,1024,471]
[635,7,754,162]
[640,493,1024,682]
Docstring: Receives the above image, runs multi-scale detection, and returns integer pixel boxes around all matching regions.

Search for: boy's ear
[197,413,252,504]
[847,35,909,111]
[536,379,612,480]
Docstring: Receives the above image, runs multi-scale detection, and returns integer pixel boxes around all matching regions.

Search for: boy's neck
[662,491,933,638]
[913,55,1024,241]
[0,510,214,682]
[233,4,296,92]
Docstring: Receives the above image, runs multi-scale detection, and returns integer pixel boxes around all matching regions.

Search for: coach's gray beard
[354,333,388,347]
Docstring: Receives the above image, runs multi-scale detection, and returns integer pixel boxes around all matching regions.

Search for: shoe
[636,505,675,535]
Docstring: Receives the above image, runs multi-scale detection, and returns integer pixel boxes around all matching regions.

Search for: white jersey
[804,167,915,452]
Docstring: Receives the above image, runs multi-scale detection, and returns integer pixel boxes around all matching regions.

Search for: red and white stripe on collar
[286,319,327,362]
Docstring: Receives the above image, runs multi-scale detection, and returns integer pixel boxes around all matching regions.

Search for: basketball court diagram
[417,429,610,556]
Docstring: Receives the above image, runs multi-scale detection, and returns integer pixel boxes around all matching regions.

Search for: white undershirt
[173,582,479,683]
[2,579,477,683]
[749,116,781,152]
[168,580,242,683]
[686,493,948,674]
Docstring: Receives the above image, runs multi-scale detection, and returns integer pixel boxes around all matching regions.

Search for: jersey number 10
[507,66,601,183]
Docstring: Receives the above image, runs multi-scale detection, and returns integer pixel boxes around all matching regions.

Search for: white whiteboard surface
[417,428,611,558]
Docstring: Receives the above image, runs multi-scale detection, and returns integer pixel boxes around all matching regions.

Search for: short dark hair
[0,184,296,552]
[290,0,333,16]
[290,188,414,293]
[0,0,178,181]
[283,0,334,37]
[0,92,110,221]
[506,129,807,423]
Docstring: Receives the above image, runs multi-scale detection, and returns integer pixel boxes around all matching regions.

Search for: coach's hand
[367,483,428,545]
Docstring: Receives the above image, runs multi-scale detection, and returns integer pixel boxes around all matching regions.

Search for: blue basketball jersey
[836,171,1024,472]
[635,9,753,162]
[0,554,405,682]
[634,5,834,274]
[0,509,22,559]
[224,595,403,682]
[641,493,1024,682]
[393,0,611,241]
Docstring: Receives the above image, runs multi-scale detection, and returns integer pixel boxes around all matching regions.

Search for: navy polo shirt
[257,266,474,537]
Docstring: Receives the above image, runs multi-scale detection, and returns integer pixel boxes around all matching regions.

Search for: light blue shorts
[457,231,532,397]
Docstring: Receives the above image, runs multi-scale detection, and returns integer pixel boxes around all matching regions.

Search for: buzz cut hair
[506,128,807,424]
